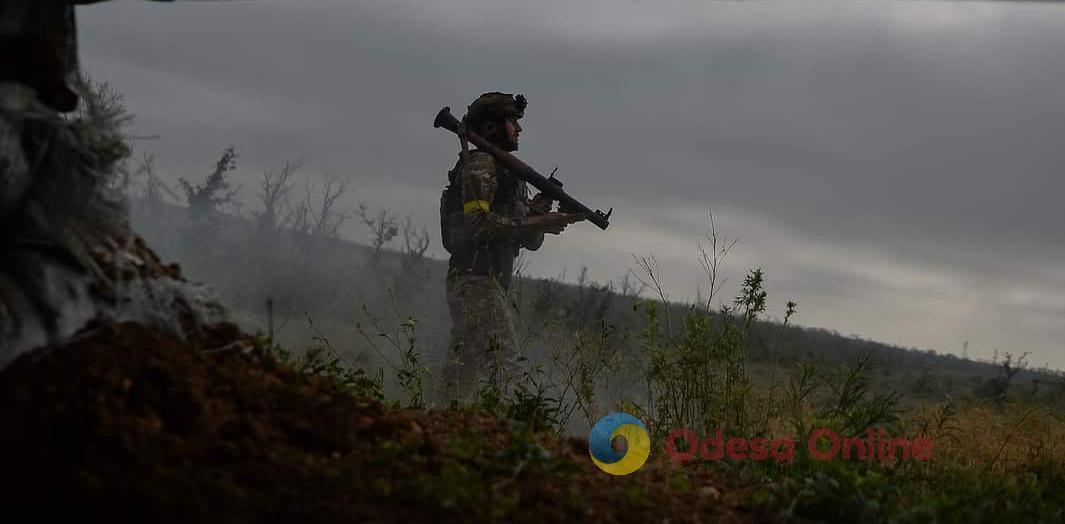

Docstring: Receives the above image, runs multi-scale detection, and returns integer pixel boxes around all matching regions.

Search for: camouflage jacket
[443,150,543,290]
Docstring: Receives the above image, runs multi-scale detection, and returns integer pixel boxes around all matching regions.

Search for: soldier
[439,92,582,403]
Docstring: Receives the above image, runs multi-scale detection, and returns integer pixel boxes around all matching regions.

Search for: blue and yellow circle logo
[588,413,651,475]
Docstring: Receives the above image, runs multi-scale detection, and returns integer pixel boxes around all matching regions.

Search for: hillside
[1,178,1060,524]
[128,197,1060,408]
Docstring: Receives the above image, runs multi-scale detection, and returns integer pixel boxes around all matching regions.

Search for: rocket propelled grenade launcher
[434,106,612,230]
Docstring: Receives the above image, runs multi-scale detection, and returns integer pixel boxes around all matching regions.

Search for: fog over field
[79,0,1064,366]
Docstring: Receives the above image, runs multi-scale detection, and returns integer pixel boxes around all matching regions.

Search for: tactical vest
[440,152,523,289]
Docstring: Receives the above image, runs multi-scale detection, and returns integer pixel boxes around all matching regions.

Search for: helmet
[463,92,527,131]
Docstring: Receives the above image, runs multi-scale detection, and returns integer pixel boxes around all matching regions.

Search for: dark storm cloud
[78,1,1064,364]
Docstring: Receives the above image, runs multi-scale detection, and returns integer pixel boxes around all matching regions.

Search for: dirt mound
[0,322,758,523]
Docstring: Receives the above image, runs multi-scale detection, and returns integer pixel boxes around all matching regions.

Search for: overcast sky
[78,0,1064,367]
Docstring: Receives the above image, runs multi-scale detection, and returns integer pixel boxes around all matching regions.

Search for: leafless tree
[255,158,302,235]
[357,203,399,255]
[129,150,179,210]
[395,214,433,299]
[136,152,162,205]
[291,171,351,242]
[401,214,430,260]
[310,172,350,239]
[631,253,672,337]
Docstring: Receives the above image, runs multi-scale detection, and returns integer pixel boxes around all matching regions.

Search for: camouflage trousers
[442,274,518,403]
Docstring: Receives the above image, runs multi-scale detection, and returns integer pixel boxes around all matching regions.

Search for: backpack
[439,164,462,254]
[439,150,513,255]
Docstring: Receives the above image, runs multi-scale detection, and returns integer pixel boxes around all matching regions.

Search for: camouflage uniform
[441,93,544,401]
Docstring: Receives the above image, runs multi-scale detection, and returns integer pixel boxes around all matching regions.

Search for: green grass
[268,262,1065,523]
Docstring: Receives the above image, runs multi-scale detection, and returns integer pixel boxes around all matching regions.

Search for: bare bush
[697,206,737,312]
[986,350,1031,399]
[357,204,399,256]
[255,158,302,235]
[401,214,431,261]
[178,146,240,222]
[291,172,351,243]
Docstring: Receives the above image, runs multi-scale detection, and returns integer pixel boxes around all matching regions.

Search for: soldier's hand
[544,222,566,235]
[525,212,585,234]
[529,193,553,215]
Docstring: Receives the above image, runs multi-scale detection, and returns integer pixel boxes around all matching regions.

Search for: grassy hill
[1,195,1061,523]
[6,80,1062,523]
[128,196,1062,415]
